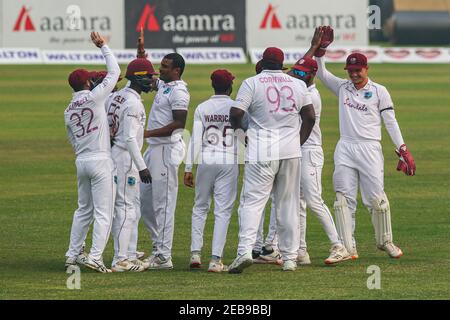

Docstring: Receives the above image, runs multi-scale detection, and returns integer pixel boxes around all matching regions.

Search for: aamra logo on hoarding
[260,4,281,29]
[14,6,36,32]
[137,4,160,31]
[135,3,235,32]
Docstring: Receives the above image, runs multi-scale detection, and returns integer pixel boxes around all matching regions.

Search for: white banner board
[177,47,247,64]
[246,0,369,48]
[2,0,125,49]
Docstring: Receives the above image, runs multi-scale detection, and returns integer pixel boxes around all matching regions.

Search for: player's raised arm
[90,32,121,101]
[137,27,148,58]
[305,27,346,97]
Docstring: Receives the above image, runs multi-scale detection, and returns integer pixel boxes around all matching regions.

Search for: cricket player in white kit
[305,27,416,259]
[140,53,190,269]
[64,32,120,273]
[228,47,316,273]
[287,57,350,265]
[106,58,157,272]
[184,70,239,273]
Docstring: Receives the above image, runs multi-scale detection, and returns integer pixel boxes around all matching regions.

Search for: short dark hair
[261,59,282,71]
[164,53,185,76]
[212,83,232,94]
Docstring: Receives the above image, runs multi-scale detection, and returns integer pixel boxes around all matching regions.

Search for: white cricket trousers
[299,147,340,252]
[237,158,301,261]
[333,139,385,246]
[190,164,239,258]
[66,157,115,261]
[254,194,278,252]
[111,146,140,265]
[140,140,185,260]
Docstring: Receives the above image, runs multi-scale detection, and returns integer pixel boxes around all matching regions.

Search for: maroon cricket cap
[292,57,318,74]
[262,47,284,65]
[68,68,90,90]
[211,69,235,89]
[344,53,368,70]
[126,58,158,78]
[255,59,263,74]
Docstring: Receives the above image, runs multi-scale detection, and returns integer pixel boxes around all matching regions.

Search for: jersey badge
[364,91,373,99]
[127,177,136,186]
[114,176,118,184]
[163,87,172,95]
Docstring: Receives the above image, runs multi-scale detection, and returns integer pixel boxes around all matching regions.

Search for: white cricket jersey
[64,45,120,160]
[146,79,190,145]
[106,87,147,171]
[316,57,404,147]
[302,84,322,148]
[233,70,312,162]
[185,95,237,172]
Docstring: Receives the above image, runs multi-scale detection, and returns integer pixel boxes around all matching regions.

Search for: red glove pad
[395,144,416,176]
[314,26,334,57]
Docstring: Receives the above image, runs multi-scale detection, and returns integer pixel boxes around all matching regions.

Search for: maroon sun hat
[68,69,91,90]
[262,47,284,65]
[211,69,235,90]
[344,53,368,70]
[126,58,158,78]
[292,57,318,74]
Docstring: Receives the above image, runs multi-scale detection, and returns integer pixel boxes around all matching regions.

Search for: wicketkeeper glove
[314,26,334,57]
[395,144,416,176]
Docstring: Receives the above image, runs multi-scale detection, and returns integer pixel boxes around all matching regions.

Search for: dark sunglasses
[292,69,309,77]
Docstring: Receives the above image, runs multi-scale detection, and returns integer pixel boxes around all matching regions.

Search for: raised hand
[311,27,324,49]
[314,26,334,57]
[137,27,148,58]
[91,32,106,48]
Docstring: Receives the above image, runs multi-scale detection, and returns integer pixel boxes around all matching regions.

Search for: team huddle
[64,27,416,274]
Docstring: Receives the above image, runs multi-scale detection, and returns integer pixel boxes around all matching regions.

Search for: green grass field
[1,63,449,300]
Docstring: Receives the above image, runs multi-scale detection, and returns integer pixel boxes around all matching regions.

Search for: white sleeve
[91,45,121,102]
[170,87,190,111]
[185,108,202,172]
[233,79,253,112]
[66,124,77,152]
[123,104,147,171]
[316,57,347,97]
[379,87,404,148]
[298,83,313,110]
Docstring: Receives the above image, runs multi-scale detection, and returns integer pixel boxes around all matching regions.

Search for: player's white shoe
[136,251,145,260]
[324,244,352,265]
[207,260,228,273]
[76,253,88,265]
[189,253,202,269]
[259,247,283,265]
[84,256,112,273]
[112,260,145,272]
[142,253,157,265]
[348,248,359,260]
[282,260,297,271]
[129,259,150,270]
[378,242,403,259]
[65,257,77,270]
[228,253,253,274]
[148,255,173,270]
[297,251,311,265]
